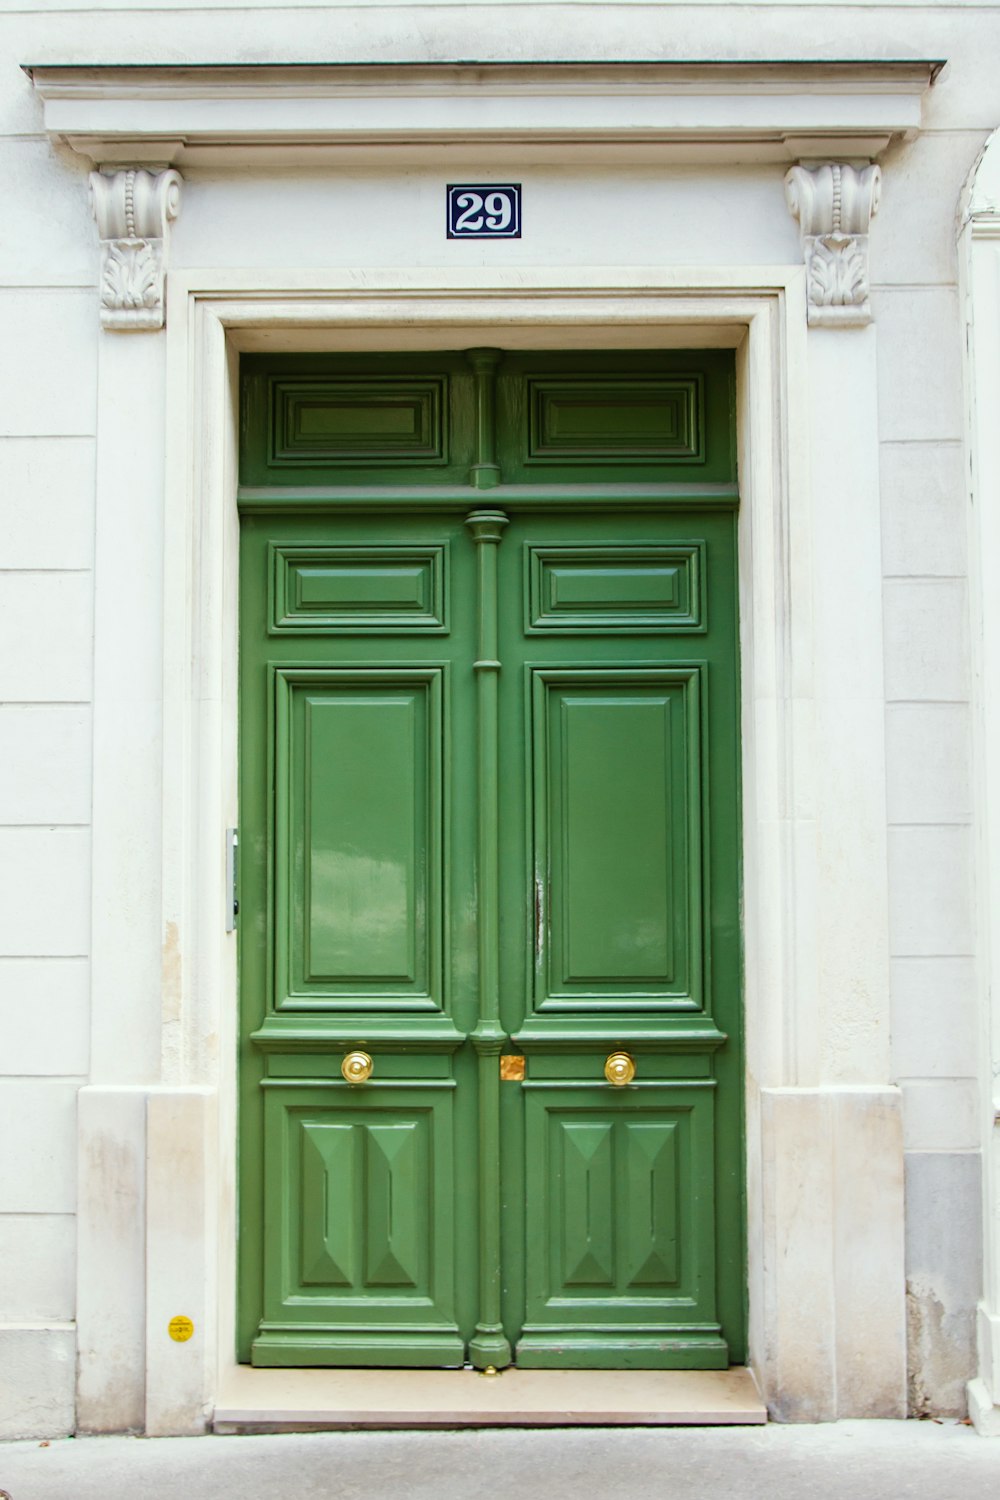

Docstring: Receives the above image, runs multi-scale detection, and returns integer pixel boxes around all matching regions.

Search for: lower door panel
[252,1071,465,1367]
[515,1068,727,1369]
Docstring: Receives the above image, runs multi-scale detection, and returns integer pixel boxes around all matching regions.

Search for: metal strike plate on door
[226,828,239,932]
[500,1054,525,1081]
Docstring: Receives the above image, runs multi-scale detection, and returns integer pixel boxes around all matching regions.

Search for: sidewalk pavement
[1,1420,996,1500]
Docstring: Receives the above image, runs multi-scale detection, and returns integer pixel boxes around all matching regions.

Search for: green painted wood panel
[272,377,446,465]
[531,668,701,1008]
[528,376,704,463]
[625,1120,680,1285]
[559,1120,615,1285]
[238,349,744,1373]
[300,1119,353,1285]
[274,669,442,1009]
[241,353,478,488]
[253,1082,464,1367]
[516,1081,726,1369]
[560,692,673,982]
[306,691,417,981]
[364,1121,423,1285]
[496,351,736,486]
[526,543,704,633]
[271,543,448,633]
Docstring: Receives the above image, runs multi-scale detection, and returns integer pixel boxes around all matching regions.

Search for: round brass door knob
[604,1050,636,1086]
[341,1050,373,1084]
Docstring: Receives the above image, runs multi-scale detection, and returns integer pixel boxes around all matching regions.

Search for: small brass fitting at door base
[482,1365,500,1377]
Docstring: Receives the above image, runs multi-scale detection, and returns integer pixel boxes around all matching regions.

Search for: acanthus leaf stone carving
[784,162,882,327]
[89,168,183,331]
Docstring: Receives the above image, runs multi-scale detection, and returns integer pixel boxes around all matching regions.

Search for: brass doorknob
[342,1050,373,1084]
[604,1050,636,1086]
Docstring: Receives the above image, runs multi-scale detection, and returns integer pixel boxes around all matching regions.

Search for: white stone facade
[1,0,998,1438]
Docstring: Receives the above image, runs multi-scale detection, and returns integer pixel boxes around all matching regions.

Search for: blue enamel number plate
[447,184,522,239]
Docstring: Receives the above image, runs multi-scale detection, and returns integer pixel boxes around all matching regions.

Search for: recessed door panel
[270,376,447,465]
[253,1082,464,1367]
[517,1081,726,1369]
[526,543,704,633]
[526,375,705,463]
[274,668,443,1011]
[271,543,449,634]
[531,667,703,1011]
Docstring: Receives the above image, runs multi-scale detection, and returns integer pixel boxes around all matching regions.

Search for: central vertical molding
[465,507,512,1370]
[466,348,503,489]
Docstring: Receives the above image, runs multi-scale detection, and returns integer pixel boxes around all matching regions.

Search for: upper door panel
[240,350,737,494]
[497,352,736,487]
[241,353,477,488]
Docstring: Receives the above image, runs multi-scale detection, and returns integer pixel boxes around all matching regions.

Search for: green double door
[238,351,744,1369]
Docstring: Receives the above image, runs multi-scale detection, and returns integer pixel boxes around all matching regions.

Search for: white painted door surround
[30,61,935,1431]
[961,130,1000,1437]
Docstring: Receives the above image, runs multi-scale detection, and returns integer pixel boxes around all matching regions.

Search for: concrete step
[213,1365,766,1431]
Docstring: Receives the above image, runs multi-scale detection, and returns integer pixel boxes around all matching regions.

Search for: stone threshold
[214,1365,766,1431]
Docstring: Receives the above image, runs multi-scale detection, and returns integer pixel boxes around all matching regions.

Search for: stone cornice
[26,60,940,169]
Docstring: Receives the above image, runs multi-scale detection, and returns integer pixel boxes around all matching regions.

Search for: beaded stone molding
[89,168,183,331]
[785,162,882,326]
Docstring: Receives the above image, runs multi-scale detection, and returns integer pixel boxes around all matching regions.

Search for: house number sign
[447,183,522,239]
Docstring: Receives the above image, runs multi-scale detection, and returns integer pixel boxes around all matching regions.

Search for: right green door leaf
[496,504,740,1369]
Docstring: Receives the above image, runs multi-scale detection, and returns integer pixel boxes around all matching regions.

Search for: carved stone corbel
[89,168,183,331]
[784,162,882,327]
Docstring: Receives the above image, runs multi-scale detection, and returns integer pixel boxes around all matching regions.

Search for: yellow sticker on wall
[168,1315,195,1342]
